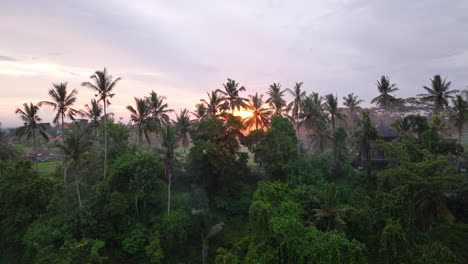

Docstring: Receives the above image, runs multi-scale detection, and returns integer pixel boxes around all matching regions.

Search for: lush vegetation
[1,69,467,263]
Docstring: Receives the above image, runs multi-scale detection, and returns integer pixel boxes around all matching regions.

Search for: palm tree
[312,183,352,232]
[343,93,363,120]
[450,95,468,143]
[371,76,399,110]
[83,99,102,135]
[148,90,172,128]
[324,94,344,129]
[287,82,306,125]
[15,103,49,171]
[174,109,192,155]
[266,83,287,116]
[216,78,247,114]
[243,93,273,130]
[161,125,178,215]
[309,119,332,153]
[392,117,413,138]
[39,82,79,133]
[355,111,379,168]
[299,94,325,128]
[201,91,226,116]
[56,125,92,207]
[419,75,458,115]
[193,103,207,121]
[431,116,450,138]
[127,97,152,146]
[82,68,121,179]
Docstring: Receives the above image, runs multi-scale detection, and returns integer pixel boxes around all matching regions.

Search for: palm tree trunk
[75,162,82,207]
[33,131,38,172]
[202,234,207,264]
[167,171,171,216]
[61,114,66,183]
[103,101,108,179]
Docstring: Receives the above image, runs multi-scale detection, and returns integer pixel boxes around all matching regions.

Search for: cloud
[0,55,15,61]
[1,0,468,127]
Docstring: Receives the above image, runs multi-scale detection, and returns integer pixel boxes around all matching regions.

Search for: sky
[1,0,468,127]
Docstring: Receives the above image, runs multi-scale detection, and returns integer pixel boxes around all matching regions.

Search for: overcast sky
[1,0,468,127]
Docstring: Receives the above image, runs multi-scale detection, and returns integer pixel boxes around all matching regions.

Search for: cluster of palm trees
[15,72,468,167]
[12,68,468,210]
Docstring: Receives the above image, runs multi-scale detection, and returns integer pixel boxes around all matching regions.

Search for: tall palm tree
[39,82,79,133]
[56,125,92,207]
[148,91,172,128]
[83,99,102,135]
[323,94,344,129]
[312,183,352,232]
[343,93,363,120]
[299,94,325,127]
[173,108,192,155]
[161,125,178,215]
[82,68,121,179]
[216,78,247,114]
[309,119,332,153]
[287,82,306,124]
[371,76,399,110]
[201,91,226,116]
[392,117,413,138]
[127,97,152,146]
[266,83,287,116]
[355,111,379,167]
[419,75,458,115]
[193,103,207,121]
[431,116,450,137]
[15,103,49,171]
[450,95,468,143]
[243,93,273,130]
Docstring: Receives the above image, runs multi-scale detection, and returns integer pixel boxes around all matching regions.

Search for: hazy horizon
[1,0,468,127]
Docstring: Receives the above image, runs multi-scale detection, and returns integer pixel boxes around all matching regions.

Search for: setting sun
[232,109,253,119]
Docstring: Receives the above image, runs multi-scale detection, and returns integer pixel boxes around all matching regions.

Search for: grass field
[37,161,61,175]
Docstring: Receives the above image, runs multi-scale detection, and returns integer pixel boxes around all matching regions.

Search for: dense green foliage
[2,74,467,263]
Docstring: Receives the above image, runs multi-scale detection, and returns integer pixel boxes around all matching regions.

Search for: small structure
[356,121,399,170]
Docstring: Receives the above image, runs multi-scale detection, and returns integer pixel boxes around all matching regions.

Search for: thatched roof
[375,121,398,139]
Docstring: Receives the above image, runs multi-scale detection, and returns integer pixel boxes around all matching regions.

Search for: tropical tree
[83,99,102,135]
[55,125,92,207]
[371,75,399,110]
[266,82,287,116]
[431,116,450,138]
[296,94,326,153]
[450,95,468,143]
[343,93,363,121]
[309,118,332,153]
[323,94,344,129]
[127,97,152,146]
[173,108,192,155]
[287,82,306,124]
[313,183,352,232]
[39,82,79,132]
[82,67,121,179]
[15,103,49,171]
[392,117,413,138]
[201,91,226,116]
[355,111,379,168]
[148,90,172,128]
[419,75,458,115]
[193,103,207,122]
[243,93,272,130]
[216,78,247,114]
[161,125,178,215]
